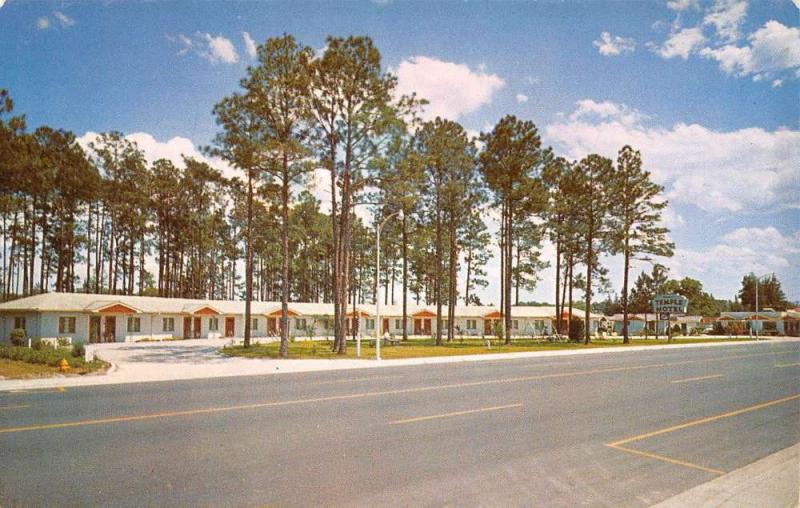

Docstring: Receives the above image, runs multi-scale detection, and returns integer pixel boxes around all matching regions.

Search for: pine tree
[607,145,674,343]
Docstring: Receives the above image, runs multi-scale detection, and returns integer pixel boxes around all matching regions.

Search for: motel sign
[652,294,688,321]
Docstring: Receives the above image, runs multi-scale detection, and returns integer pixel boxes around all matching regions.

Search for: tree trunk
[505,198,512,345]
[584,233,593,345]
[243,169,254,348]
[622,241,631,344]
[554,237,561,334]
[280,159,290,358]
[447,220,457,342]
[402,213,408,341]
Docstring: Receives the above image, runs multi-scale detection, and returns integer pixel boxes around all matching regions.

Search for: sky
[2,0,799,305]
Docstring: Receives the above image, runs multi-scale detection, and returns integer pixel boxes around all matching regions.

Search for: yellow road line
[0,349,795,434]
[0,405,31,411]
[390,403,522,425]
[609,393,800,447]
[671,374,725,384]
[774,362,800,368]
[605,444,725,475]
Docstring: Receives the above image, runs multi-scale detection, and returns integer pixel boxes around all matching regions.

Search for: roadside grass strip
[605,393,800,475]
[390,403,523,425]
[0,349,796,434]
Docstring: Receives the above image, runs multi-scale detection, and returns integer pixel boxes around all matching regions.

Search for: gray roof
[0,292,604,319]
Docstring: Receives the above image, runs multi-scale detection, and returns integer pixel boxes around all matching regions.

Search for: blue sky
[2,0,799,303]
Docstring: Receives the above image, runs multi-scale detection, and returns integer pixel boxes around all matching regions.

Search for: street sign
[652,294,688,315]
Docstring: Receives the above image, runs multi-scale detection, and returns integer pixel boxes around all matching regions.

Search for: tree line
[1,33,679,355]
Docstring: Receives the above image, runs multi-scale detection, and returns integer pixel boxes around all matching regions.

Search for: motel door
[414,319,431,335]
[268,318,278,335]
[485,320,495,335]
[382,319,390,334]
[103,316,116,342]
[225,317,235,337]
[193,317,202,338]
[89,316,101,343]
[183,317,191,339]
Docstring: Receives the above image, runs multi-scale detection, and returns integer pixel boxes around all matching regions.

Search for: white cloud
[515,93,529,104]
[772,79,783,88]
[36,17,50,30]
[394,56,505,121]
[77,131,237,180]
[722,227,800,254]
[667,0,699,11]
[568,99,645,127]
[242,31,257,59]
[526,76,541,85]
[702,0,747,43]
[664,227,800,298]
[700,21,800,79]
[53,11,75,28]
[593,32,636,56]
[545,99,800,214]
[650,27,707,59]
[201,33,239,64]
[171,32,239,65]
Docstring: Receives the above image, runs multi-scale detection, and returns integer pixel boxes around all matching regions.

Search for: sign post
[652,294,689,343]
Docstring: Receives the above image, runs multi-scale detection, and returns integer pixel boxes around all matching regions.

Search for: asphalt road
[1,341,798,507]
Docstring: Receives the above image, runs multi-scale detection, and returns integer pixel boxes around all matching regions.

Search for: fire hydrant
[58,358,70,373]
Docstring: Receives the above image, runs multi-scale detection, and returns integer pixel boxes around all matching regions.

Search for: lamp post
[375,210,403,360]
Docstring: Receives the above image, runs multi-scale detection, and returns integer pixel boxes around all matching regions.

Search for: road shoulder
[652,443,800,508]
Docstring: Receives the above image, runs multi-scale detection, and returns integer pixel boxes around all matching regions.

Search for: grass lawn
[0,357,109,379]
[220,336,756,360]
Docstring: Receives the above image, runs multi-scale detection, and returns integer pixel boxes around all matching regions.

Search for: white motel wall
[0,292,604,345]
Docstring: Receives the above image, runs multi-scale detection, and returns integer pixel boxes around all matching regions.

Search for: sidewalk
[653,443,800,508]
[1,337,798,392]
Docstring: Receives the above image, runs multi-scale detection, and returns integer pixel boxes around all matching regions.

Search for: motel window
[366,319,375,330]
[252,318,259,330]
[208,318,218,332]
[163,317,175,332]
[127,317,141,333]
[295,318,307,330]
[13,317,26,331]
[322,318,330,330]
[442,320,449,329]
[466,319,476,330]
[512,320,519,330]
[395,319,402,329]
[535,320,544,330]
[58,317,76,334]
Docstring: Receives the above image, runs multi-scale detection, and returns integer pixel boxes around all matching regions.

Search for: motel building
[0,292,605,344]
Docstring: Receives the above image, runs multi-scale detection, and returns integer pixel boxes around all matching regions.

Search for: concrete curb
[1,337,798,391]
[652,443,800,507]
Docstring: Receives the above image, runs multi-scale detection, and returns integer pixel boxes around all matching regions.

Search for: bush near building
[0,341,105,377]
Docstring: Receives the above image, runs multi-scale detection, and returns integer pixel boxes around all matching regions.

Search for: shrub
[568,319,584,341]
[9,328,26,347]
[57,337,71,348]
[72,342,86,358]
[31,339,54,351]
